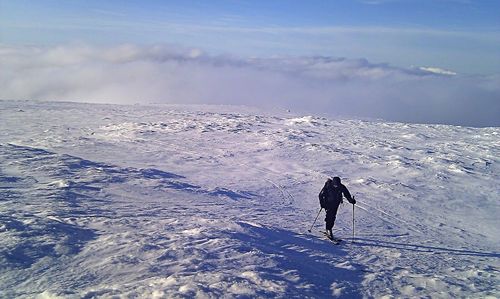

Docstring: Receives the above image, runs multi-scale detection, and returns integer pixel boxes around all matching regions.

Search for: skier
[319,176,356,240]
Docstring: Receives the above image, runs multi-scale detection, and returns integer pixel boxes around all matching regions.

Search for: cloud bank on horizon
[1,44,499,127]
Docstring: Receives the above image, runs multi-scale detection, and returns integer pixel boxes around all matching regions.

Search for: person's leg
[325,203,341,238]
[325,209,335,238]
[325,210,334,230]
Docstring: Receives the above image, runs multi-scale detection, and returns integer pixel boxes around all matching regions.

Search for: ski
[320,231,342,245]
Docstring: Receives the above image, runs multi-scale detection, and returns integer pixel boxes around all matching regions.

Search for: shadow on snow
[0,143,256,271]
[231,222,365,298]
[0,215,97,268]
[353,238,499,258]
[1,143,255,201]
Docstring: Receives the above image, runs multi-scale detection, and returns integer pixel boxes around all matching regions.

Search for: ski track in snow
[0,100,499,298]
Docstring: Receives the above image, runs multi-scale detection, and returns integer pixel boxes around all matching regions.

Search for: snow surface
[0,100,498,298]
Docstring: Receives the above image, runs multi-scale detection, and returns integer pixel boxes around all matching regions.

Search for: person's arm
[319,183,327,208]
[342,185,356,204]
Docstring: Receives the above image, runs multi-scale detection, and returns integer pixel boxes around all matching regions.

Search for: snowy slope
[0,100,498,298]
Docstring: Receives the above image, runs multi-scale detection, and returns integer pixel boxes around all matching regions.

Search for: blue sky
[1,0,499,74]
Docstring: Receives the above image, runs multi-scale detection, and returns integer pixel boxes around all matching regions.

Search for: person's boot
[327,229,333,240]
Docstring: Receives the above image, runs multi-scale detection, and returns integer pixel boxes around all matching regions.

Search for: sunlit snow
[0,100,498,298]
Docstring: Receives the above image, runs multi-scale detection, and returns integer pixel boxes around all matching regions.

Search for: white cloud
[418,67,457,76]
[0,44,498,127]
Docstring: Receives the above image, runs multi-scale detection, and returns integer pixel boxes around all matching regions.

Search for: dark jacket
[319,178,355,209]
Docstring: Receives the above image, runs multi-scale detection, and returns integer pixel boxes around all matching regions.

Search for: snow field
[0,100,498,298]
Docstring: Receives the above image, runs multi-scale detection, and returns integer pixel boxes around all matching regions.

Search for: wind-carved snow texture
[0,100,498,298]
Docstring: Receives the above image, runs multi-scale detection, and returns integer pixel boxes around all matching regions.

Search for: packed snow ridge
[0,100,498,298]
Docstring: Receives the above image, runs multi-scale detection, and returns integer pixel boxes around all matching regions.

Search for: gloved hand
[351,198,356,205]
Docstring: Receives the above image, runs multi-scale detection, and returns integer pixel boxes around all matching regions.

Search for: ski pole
[352,199,355,243]
[308,208,323,232]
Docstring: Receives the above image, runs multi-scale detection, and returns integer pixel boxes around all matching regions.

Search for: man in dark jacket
[319,176,356,240]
